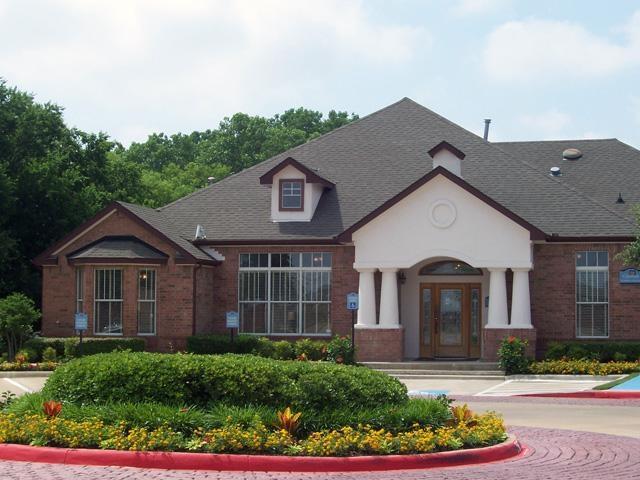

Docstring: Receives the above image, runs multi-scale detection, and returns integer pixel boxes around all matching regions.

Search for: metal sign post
[346,292,359,352]
[226,311,239,343]
[74,312,88,356]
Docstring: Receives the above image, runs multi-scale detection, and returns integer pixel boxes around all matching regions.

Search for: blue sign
[226,311,239,329]
[620,268,640,284]
[346,292,359,310]
[74,312,88,331]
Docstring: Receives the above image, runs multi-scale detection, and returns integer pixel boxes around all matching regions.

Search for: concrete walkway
[0,373,50,396]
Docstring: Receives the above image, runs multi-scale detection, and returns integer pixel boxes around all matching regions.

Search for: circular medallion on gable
[429,200,457,229]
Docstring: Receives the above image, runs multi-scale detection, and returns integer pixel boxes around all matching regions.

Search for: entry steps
[363,361,505,380]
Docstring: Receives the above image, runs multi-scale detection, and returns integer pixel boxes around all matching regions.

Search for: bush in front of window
[545,341,640,362]
[185,334,261,355]
[24,337,145,361]
[42,352,408,411]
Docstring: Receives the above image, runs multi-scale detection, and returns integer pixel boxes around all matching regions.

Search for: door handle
[434,311,439,334]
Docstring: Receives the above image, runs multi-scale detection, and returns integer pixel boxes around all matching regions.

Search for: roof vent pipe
[549,166,562,177]
[483,119,491,141]
[616,193,625,204]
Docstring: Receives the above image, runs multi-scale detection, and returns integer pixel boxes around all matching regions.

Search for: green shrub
[42,352,408,411]
[253,336,276,358]
[24,337,145,361]
[64,338,77,359]
[41,346,57,362]
[326,336,355,364]
[8,393,447,436]
[293,339,327,361]
[186,334,261,355]
[16,348,37,363]
[497,336,530,374]
[272,340,295,360]
[544,341,640,362]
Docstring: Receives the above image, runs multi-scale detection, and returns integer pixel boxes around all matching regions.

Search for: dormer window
[279,179,305,211]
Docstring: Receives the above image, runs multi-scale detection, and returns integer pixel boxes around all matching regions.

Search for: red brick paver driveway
[1,426,639,479]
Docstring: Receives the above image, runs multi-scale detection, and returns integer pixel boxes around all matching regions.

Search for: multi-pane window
[238,252,332,335]
[280,180,304,210]
[94,269,123,335]
[75,268,84,313]
[576,251,609,338]
[137,269,156,335]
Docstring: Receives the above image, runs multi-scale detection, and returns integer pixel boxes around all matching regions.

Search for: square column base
[355,326,404,362]
[482,328,537,361]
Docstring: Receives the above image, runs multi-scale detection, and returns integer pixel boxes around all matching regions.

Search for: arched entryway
[402,259,486,359]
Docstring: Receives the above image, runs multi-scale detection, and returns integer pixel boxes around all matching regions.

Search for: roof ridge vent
[563,148,582,160]
[549,166,562,177]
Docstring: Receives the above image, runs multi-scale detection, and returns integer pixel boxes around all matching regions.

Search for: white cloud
[518,109,571,139]
[0,0,428,144]
[631,96,640,125]
[483,13,640,82]
[452,0,509,16]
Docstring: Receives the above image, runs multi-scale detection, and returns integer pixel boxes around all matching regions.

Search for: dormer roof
[259,157,334,188]
[428,141,466,160]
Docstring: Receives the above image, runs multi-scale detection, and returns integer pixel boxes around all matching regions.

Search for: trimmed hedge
[42,352,408,411]
[545,342,640,362]
[186,334,332,362]
[23,337,145,361]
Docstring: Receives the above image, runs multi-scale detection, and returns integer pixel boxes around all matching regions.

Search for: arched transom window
[419,261,483,276]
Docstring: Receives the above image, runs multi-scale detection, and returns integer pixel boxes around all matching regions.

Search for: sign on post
[74,312,88,331]
[346,292,359,310]
[620,268,640,284]
[226,311,239,329]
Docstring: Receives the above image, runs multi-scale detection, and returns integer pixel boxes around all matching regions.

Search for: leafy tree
[616,205,640,266]
[0,293,40,361]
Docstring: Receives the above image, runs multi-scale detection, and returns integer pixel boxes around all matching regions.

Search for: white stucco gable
[351,172,534,270]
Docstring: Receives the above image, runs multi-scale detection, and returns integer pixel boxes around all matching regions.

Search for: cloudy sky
[1,0,639,146]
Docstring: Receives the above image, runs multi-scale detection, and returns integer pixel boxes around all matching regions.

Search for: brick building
[34,99,640,361]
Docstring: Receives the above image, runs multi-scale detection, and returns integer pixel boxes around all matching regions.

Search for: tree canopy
[0,79,358,302]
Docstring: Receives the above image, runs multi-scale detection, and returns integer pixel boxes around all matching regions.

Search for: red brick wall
[41,209,196,352]
[194,266,216,335]
[209,245,358,336]
[531,243,640,356]
[355,327,404,362]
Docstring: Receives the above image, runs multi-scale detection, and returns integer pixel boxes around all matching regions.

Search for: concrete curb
[518,391,640,399]
[0,436,522,472]
[507,374,624,381]
[0,371,53,378]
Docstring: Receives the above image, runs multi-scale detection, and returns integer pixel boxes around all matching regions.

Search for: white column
[487,268,509,328]
[379,268,400,327]
[356,268,377,327]
[510,268,533,328]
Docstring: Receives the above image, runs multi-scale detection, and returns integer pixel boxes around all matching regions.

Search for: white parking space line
[474,379,512,396]
[4,378,33,393]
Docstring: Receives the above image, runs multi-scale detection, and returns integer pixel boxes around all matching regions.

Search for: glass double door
[419,283,481,358]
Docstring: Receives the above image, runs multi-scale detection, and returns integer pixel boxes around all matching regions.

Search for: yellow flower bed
[0,410,507,456]
[529,359,640,376]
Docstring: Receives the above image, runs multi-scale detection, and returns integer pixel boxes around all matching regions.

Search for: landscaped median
[0,352,518,471]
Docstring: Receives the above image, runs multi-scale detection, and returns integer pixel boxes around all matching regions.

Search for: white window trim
[238,253,332,336]
[575,253,609,339]
[137,269,157,336]
[75,268,84,314]
[94,268,124,336]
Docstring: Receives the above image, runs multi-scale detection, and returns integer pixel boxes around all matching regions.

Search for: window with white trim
[94,269,123,335]
[137,269,156,335]
[238,252,331,335]
[75,268,84,313]
[576,251,609,338]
